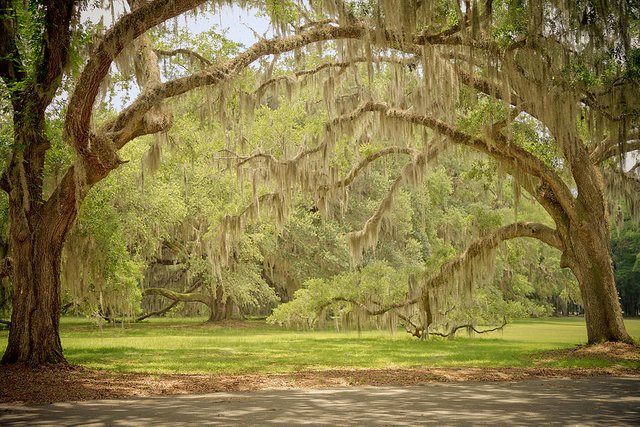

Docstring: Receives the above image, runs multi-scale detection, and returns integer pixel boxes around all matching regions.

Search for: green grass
[1,317,638,374]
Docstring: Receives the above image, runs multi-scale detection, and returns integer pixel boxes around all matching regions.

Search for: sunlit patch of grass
[0,317,638,373]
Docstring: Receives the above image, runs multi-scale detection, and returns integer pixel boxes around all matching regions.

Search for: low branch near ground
[397,312,508,339]
[395,312,424,338]
[427,319,508,338]
[142,287,210,305]
[137,279,203,321]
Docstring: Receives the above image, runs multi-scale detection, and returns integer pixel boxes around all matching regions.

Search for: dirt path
[1,376,639,426]
[1,364,639,405]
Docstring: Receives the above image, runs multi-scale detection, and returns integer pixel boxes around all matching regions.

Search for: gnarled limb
[424,222,563,294]
[153,48,213,67]
[137,279,203,321]
[427,318,508,338]
[64,0,209,157]
[142,287,210,305]
[332,101,577,223]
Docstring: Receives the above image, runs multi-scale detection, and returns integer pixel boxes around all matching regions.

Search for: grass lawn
[1,317,638,374]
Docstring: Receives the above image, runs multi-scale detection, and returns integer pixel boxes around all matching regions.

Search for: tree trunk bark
[1,133,79,365]
[1,222,69,365]
[206,286,233,322]
[567,219,633,344]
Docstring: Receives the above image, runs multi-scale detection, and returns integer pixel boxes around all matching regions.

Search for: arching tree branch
[425,221,563,292]
[332,101,577,223]
[252,55,419,98]
[318,146,419,193]
[142,287,210,305]
[423,318,508,338]
[591,136,640,164]
[153,48,213,67]
[137,278,203,321]
[65,0,209,156]
[102,23,369,149]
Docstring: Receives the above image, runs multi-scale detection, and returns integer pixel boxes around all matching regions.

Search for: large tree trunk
[1,190,77,364]
[554,145,633,344]
[567,222,632,344]
[1,231,67,365]
[207,285,233,322]
[1,124,79,365]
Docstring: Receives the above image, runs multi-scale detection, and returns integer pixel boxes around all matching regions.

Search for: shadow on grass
[65,337,583,374]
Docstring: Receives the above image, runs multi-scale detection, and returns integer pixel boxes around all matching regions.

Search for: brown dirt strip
[1,365,638,406]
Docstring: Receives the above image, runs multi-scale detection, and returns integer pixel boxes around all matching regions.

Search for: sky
[84,2,271,48]
[82,2,272,109]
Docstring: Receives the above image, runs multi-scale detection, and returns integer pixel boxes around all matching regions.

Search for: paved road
[1,377,639,426]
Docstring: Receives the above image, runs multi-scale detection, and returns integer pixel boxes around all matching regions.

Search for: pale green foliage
[267,260,408,328]
[220,233,279,311]
[62,187,144,318]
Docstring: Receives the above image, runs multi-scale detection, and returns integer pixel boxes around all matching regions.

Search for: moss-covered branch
[65,0,209,159]
[332,102,577,223]
[142,287,210,305]
[424,222,563,293]
[153,48,213,67]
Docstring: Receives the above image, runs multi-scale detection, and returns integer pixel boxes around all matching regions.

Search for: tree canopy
[0,0,638,365]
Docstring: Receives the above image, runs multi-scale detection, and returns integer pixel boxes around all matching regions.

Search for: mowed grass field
[1,317,638,374]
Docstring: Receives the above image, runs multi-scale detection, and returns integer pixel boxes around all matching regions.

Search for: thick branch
[65,0,208,153]
[428,318,508,338]
[103,23,369,148]
[425,221,563,291]
[34,0,75,109]
[591,135,640,165]
[253,55,418,98]
[336,102,576,222]
[153,48,213,67]
[142,287,210,305]
[137,279,202,321]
